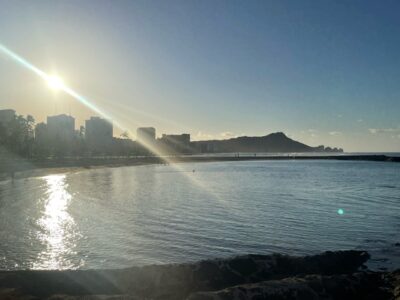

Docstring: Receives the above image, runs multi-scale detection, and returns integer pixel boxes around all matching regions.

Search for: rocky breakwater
[0,250,399,299]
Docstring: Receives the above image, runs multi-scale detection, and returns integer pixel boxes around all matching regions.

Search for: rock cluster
[0,251,398,299]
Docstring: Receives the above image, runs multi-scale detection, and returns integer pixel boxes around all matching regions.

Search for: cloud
[306,129,318,138]
[220,131,236,138]
[299,129,317,137]
[329,131,342,136]
[357,119,363,123]
[196,131,214,140]
[369,128,400,134]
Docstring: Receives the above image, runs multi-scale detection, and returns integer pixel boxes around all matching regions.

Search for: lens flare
[0,42,225,206]
[47,75,65,90]
[0,43,114,126]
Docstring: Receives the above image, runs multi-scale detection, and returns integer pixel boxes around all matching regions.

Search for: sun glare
[47,75,65,90]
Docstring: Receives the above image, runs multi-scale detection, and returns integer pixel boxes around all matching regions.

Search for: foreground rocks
[188,272,394,300]
[0,251,399,299]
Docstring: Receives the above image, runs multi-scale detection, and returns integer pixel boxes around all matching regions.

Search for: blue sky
[0,0,399,151]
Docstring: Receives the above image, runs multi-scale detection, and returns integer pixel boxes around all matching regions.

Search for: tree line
[0,114,155,159]
[0,114,35,158]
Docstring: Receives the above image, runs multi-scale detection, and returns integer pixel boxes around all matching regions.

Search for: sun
[46,75,65,90]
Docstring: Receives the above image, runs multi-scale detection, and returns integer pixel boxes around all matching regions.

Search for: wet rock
[385,270,400,300]
[187,272,391,300]
[0,250,375,300]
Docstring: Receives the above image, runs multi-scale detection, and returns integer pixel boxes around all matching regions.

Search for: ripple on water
[0,160,399,270]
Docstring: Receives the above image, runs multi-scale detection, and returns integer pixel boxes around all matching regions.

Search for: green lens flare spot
[337,208,344,215]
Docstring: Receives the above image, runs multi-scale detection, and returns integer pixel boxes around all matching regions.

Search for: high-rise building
[85,117,113,148]
[34,122,51,155]
[137,127,156,144]
[34,122,48,143]
[0,109,16,126]
[160,134,190,146]
[47,114,75,142]
[159,133,191,153]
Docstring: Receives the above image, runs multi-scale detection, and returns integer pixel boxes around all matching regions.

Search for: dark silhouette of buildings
[47,114,75,143]
[135,127,156,155]
[0,108,344,158]
[161,134,190,145]
[34,122,49,153]
[0,109,16,126]
[137,127,156,144]
[159,134,191,154]
[44,114,76,156]
[85,117,113,150]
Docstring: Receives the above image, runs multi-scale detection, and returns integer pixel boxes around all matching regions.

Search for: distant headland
[192,132,343,154]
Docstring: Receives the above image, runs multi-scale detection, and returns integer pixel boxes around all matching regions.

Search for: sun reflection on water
[33,174,80,269]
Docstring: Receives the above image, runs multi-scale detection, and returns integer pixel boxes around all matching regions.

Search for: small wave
[377,185,398,189]
[364,239,387,244]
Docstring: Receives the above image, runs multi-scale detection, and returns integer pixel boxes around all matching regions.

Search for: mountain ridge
[192,132,343,153]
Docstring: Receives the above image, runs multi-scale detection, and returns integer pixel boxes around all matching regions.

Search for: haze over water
[1,160,399,271]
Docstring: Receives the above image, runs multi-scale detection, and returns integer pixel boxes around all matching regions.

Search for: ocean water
[0,160,399,271]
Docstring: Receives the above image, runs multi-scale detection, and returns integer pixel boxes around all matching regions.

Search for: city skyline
[2,108,345,159]
[1,1,400,151]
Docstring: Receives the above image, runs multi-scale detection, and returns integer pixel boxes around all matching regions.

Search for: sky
[0,0,399,152]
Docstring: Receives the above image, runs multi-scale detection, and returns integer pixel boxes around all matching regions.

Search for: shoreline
[1,154,399,181]
[0,250,398,299]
